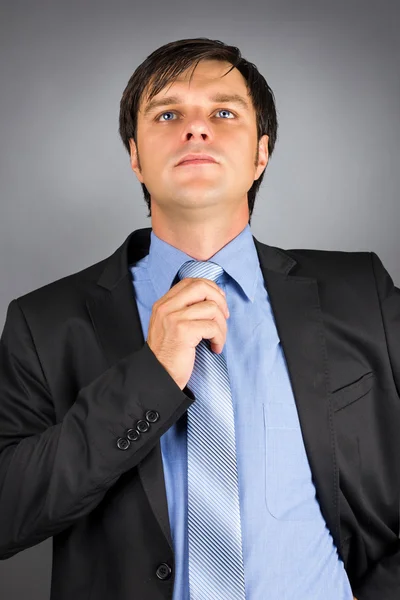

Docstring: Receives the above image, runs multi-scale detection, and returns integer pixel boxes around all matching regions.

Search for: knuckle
[163,301,176,319]
[154,300,164,314]
[163,309,172,322]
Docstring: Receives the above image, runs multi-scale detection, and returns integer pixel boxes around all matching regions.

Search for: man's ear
[129,138,144,183]
[254,134,269,181]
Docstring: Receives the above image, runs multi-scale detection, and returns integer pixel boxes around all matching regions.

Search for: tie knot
[177,260,224,284]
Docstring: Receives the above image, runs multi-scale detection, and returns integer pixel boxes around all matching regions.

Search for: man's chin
[173,192,223,207]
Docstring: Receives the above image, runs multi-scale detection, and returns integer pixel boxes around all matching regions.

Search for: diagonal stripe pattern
[177,260,246,600]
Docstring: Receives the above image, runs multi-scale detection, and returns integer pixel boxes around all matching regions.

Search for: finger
[157,279,228,316]
[177,299,229,321]
[168,276,226,299]
[189,319,227,353]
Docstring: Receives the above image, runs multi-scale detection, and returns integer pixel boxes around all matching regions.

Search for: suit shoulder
[268,248,376,289]
[281,246,373,280]
[13,255,109,318]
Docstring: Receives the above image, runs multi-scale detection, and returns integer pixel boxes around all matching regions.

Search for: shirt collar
[146,224,260,302]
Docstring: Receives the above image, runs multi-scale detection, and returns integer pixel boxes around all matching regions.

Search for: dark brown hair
[119,38,278,223]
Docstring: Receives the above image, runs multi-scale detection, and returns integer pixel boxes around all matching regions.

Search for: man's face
[129,59,268,217]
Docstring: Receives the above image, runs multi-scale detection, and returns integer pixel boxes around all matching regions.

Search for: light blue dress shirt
[129,224,354,599]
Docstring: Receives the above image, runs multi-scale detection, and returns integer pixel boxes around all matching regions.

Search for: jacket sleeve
[0,298,194,560]
[352,251,400,600]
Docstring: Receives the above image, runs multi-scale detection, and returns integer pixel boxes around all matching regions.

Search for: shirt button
[116,437,130,451]
[156,563,172,580]
[145,410,160,423]
[126,428,141,442]
[136,419,150,433]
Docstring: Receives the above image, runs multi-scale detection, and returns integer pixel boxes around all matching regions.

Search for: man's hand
[147,277,229,390]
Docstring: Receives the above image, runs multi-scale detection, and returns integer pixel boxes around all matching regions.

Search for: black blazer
[0,227,399,600]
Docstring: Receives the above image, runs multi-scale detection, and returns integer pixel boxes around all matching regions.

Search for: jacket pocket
[331,372,374,413]
[263,402,323,521]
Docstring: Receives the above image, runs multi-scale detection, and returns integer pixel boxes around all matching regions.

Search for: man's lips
[178,158,218,166]
[176,154,218,166]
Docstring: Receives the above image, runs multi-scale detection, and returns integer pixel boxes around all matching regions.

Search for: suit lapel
[85,228,341,557]
[253,237,341,553]
[85,228,174,551]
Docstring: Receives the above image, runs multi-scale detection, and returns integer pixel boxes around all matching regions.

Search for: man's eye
[216,109,234,118]
[158,112,177,121]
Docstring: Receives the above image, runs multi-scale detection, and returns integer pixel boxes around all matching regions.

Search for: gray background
[0,0,399,597]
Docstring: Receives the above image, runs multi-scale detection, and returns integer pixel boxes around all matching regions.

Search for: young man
[0,37,398,599]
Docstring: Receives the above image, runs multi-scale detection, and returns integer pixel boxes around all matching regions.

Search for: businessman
[0,37,399,599]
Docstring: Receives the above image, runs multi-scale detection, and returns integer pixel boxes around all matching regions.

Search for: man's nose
[181,116,214,141]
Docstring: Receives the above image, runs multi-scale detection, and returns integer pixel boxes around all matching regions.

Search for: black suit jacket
[0,227,399,600]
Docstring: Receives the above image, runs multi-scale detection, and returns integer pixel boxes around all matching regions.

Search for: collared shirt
[129,224,354,599]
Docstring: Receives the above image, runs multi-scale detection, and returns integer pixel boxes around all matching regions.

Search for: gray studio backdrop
[0,0,399,598]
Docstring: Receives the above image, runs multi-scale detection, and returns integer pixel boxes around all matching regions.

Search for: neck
[151,207,250,261]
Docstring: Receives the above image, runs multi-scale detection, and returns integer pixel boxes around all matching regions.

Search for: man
[0,37,398,599]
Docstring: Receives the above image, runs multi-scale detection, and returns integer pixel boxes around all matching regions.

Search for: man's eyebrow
[142,93,250,117]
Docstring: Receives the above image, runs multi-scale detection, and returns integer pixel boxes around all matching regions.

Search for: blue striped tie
[177,260,246,600]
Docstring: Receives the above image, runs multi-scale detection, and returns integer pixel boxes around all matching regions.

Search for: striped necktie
[177,260,246,600]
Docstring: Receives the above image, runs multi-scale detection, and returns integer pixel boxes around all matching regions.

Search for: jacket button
[136,419,150,433]
[126,428,140,442]
[145,410,160,423]
[116,437,130,451]
[156,563,172,580]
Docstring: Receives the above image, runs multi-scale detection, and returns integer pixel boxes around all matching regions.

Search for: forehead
[140,59,250,110]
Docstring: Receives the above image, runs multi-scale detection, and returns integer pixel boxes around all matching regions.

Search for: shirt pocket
[263,402,322,521]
